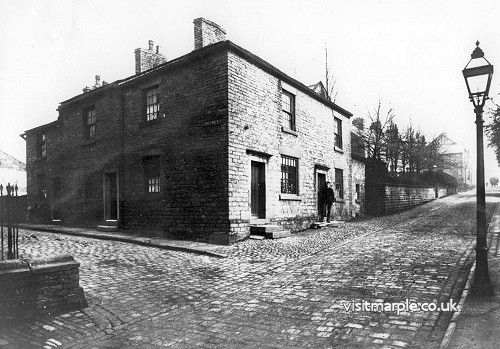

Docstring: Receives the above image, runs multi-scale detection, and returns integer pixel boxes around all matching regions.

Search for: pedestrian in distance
[325,181,336,222]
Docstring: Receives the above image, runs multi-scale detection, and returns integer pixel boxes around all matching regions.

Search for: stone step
[96,224,118,232]
[265,230,291,239]
[249,225,283,234]
[310,220,345,229]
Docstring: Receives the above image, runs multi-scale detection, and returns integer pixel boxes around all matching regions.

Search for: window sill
[279,193,302,201]
[334,146,344,154]
[335,199,346,203]
[82,139,96,147]
[282,126,298,136]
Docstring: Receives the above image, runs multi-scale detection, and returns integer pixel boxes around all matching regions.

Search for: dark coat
[325,187,335,205]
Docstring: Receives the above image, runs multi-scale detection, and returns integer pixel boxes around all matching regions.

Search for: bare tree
[486,104,500,166]
[324,45,339,103]
[352,99,395,160]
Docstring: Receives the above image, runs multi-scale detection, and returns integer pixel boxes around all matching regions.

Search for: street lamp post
[433,165,438,199]
[462,41,494,298]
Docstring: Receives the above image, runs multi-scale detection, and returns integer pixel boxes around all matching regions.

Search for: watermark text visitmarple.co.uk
[342,299,459,315]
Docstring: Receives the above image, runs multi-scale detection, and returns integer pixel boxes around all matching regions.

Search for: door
[317,172,326,217]
[104,172,118,221]
[251,161,266,218]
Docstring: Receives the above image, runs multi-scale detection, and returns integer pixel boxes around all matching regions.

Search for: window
[281,155,298,194]
[334,117,343,149]
[335,168,344,199]
[143,156,161,193]
[145,86,159,121]
[355,183,360,202]
[36,133,46,157]
[84,107,96,140]
[282,90,295,130]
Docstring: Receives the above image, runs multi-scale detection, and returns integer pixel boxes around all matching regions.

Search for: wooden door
[317,172,326,216]
[104,172,118,221]
[251,161,266,218]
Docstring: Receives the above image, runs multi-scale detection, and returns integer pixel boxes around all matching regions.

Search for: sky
[0,0,499,179]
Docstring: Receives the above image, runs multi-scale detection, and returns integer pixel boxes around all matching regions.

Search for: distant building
[23,18,360,244]
[431,133,472,189]
[0,150,26,195]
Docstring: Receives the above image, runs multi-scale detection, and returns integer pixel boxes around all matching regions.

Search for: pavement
[0,191,499,348]
[445,194,500,349]
[18,223,229,258]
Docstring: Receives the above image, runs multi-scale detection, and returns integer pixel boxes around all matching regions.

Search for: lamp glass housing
[463,43,493,108]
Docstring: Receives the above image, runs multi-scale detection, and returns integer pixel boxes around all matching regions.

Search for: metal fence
[0,183,21,260]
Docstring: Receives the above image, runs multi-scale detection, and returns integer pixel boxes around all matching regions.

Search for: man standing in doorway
[325,181,335,222]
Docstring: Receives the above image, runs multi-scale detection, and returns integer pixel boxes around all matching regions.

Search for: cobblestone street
[1,192,499,349]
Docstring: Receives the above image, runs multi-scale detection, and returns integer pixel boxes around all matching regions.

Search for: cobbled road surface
[1,192,499,349]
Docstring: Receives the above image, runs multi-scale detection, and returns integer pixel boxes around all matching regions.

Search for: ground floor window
[355,183,360,202]
[335,168,344,199]
[281,155,298,194]
[143,156,161,193]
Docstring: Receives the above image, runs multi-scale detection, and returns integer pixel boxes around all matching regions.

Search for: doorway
[250,161,266,219]
[317,172,327,217]
[103,172,118,221]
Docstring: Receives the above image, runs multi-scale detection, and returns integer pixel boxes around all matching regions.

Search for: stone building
[431,133,472,190]
[24,18,360,244]
[0,149,26,195]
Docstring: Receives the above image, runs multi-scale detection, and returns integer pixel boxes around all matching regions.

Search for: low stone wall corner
[0,254,87,322]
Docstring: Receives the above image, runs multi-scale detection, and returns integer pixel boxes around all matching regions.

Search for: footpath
[444,201,500,349]
[19,223,228,258]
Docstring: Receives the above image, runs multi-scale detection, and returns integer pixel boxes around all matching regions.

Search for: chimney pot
[148,40,154,51]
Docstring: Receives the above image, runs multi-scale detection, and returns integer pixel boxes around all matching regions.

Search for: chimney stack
[134,40,167,74]
[94,75,101,88]
[193,18,226,50]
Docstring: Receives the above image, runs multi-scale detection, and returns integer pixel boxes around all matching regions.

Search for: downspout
[119,87,126,228]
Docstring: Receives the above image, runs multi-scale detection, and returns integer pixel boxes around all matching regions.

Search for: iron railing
[0,183,20,260]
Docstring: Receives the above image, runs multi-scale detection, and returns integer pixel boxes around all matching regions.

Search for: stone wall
[384,185,436,214]
[350,158,365,217]
[0,255,86,322]
[227,51,353,241]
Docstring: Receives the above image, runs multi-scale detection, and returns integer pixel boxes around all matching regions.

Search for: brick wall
[227,51,353,241]
[0,255,86,322]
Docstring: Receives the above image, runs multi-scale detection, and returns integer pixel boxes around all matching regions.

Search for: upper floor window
[281,155,299,194]
[334,117,343,149]
[355,183,360,202]
[145,86,159,121]
[84,106,96,140]
[143,156,161,193]
[335,168,344,199]
[37,133,47,157]
[282,90,295,131]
